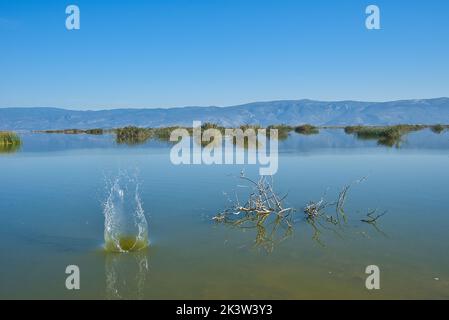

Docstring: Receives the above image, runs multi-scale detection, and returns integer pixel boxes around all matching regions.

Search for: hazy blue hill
[1,98,448,130]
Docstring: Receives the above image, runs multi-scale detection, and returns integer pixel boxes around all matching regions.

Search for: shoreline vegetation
[343,124,448,147]
[295,124,320,135]
[36,128,105,135]
[34,124,449,147]
[0,131,22,153]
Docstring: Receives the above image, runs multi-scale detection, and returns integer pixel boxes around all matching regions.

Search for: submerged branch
[214,174,388,250]
[361,209,388,224]
[213,172,295,253]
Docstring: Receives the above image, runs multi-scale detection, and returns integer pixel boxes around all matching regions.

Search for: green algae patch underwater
[104,235,149,253]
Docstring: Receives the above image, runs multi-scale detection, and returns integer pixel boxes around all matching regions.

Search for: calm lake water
[1,129,449,299]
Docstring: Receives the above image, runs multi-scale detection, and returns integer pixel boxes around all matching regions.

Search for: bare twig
[361,209,388,224]
[213,173,295,252]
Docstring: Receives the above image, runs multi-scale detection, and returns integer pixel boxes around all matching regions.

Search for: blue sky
[0,0,448,109]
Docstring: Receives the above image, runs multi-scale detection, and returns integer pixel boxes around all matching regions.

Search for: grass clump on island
[85,128,104,135]
[115,123,307,146]
[153,126,187,141]
[344,124,426,147]
[430,124,447,134]
[39,123,449,148]
[115,126,190,144]
[115,126,153,145]
[267,125,293,140]
[295,124,320,135]
[0,131,22,153]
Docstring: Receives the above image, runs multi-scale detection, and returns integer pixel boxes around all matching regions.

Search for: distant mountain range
[1,98,449,130]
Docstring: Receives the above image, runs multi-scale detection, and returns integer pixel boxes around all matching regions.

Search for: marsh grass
[201,122,225,133]
[267,124,293,140]
[344,125,426,147]
[40,128,104,135]
[42,129,85,134]
[85,128,104,135]
[191,123,224,147]
[228,126,265,149]
[430,124,446,134]
[0,131,21,153]
[115,126,152,145]
[113,123,318,149]
[116,126,197,144]
[40,123,449,149]
[295,124,319,135]
[238,124,262,132]
[151,127,184,142]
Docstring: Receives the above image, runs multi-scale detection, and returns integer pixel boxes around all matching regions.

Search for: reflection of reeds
[39,128,104,135]
[0,131,21,153]
[40,123,330,148]
[115,126,189,145]
[115,127,152,145]
[267,125,293,140]
[430,124,446,134]
[85,128,104,135]
[344,125,426,147]
[227,128,259,150]
[295,124,319,135]
[153,126,186,142]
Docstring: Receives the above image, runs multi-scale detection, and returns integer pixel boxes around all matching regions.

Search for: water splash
[103,172,149,252]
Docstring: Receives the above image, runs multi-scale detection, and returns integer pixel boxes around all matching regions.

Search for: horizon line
[1,97,448,112]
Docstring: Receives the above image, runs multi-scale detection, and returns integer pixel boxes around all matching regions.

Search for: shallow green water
[1,129,449,299]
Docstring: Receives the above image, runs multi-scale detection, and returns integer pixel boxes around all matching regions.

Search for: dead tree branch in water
[214,174,387,250]
[304,198,327,218]
[302,177,388,245]
[335,184,350,223]
[214,172,295,222]
[213,172,295,252]
[304,177,368,225]
[361,209,388,224]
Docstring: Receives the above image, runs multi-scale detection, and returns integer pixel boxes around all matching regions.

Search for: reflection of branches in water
[304,198,329,218]
[361,209,388,224]
[361,209,389,237]
[213,172,295,253]
[305,215,346,247]
[306,219,325,247]
[303,177,387,245]
[214,174,388,250]
[245,215,293,253]
[305,177,366,223]
[335,184,350,223]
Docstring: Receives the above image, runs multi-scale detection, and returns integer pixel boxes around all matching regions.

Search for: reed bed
[295,124,319,135]
[0,131,21,153]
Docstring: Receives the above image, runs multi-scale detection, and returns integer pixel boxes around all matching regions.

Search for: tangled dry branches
[213,172,295,252]
[213,173,295,223]
[214,173,387,250]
